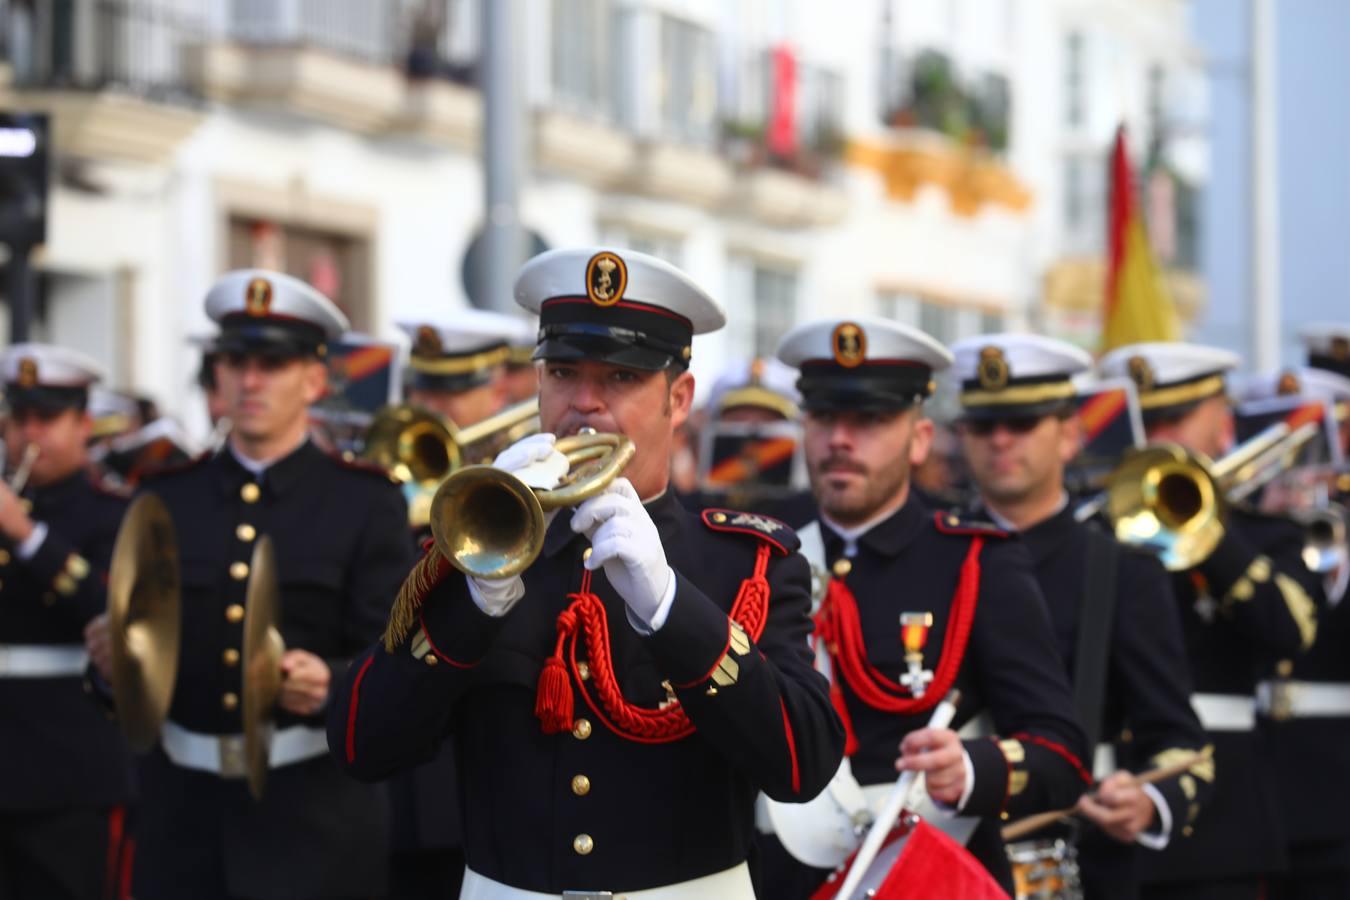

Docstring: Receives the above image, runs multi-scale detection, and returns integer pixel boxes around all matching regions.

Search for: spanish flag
[1102,126,1180,351]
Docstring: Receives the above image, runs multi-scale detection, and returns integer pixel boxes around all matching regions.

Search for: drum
[812,820,1005,900]
[1006,838,1083,900]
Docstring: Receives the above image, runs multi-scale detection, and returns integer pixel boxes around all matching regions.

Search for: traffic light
[0,112,49,247]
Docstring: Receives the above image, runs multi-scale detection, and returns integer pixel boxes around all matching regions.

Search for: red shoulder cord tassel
[536,543,773,743]
[813,539,984,756]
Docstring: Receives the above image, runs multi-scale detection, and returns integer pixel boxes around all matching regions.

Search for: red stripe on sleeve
[1015,732,1094,785]
[779,698,801,795]
[345,655,376,765]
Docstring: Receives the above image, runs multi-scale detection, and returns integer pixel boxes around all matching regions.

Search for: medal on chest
[898,612,935,698]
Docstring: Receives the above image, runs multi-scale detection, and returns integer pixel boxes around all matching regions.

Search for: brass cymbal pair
[108,495,284,799]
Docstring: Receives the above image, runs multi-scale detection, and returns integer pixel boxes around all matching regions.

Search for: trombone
[362,399,540,527]
[1086,420,1321,571]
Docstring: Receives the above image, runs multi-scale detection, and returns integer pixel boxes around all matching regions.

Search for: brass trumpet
[428,430,635,580]
[1103,420,1321,570]
[362,399,540,526]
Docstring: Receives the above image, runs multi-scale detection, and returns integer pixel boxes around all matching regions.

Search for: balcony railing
[879,48,1011,154]
[721,48,845,178]
[3,0,477,98]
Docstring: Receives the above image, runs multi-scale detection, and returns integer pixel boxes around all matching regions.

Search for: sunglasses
[962,415,1047,437]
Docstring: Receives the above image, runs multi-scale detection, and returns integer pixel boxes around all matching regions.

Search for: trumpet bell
[108,494,182,752]
[429,432,635,580]
[1106,443,1225,571]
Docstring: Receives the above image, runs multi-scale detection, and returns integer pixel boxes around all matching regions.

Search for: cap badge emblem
[831,322,866,369]
[16,358,37,388]
[976,346,1010,391]
[1126,355,1155,393]
[414,325,442,358]
[586,251,627,307]
[1276,370,1301,396]
[245,277,273,317]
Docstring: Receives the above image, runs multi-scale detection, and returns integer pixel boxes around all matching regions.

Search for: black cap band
[7,385,89,413]
[214,315,327,358]
[797,360,934,412]
[1310,352,1350,379]
[536,297,693,371]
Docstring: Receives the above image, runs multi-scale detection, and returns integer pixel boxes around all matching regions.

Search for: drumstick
[1000,746,1213,842]
[834,689,962,900]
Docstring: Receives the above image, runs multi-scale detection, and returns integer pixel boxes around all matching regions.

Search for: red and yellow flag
[1102,126,1180,351]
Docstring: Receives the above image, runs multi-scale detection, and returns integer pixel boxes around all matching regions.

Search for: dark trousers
[1142,879,1266,900]
[0,806,129,900]
[1270,840,1350,900]
[388,848,465,900]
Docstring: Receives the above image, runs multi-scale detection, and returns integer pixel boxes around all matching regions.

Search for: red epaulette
[137,451,211,483]
[932,511,1009,538]
[331,450,400,484]
[701,508,798,556]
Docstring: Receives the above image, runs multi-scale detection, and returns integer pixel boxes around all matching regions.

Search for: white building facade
[0,0,1204,436]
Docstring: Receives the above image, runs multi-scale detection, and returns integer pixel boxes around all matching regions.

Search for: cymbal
[242,535,285,801]
[108,494,181,752]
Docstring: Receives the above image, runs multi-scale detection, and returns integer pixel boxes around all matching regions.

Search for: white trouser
[0,644,88,677]
[160,720,328,778]
[458,863,755,900]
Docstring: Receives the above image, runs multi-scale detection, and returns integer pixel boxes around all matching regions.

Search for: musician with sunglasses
[331,248,843,899]
[1098,342,1322,900]
[0,344,133,899]
[953,334,1211,900]
[756,317,1090,897]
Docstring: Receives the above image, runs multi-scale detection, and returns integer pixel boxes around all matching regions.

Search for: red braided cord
[814,538,983,717]
[553,543,773,743]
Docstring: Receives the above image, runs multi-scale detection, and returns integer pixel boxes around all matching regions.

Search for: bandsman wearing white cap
[953,334,1211,898]
[758,317,1089,896]
[398,309,532,428]
[87,269,415,900]
[332,248,843,899]
[0,343,134,899]
[1241,364,1350,900]
[1298,322,1350,381]
[1099,342,1322,899]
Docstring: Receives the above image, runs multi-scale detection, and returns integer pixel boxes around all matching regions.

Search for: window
[656,15,717,145]
[1063,153,1106,254]
[597,225,683,268]
[876,291,922,328]
[980,311,1004,334]
[727,255,798,359]
[1065,31,1085,129]
[919,301,954,344]
[551,0,612,115]
[1147,64,1165,148]
[227,217,373,331]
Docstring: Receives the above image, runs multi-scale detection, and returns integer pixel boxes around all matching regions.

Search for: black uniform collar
[988,499,1076,566]
[542,487,684,559]
[28,469,90,505]
[215,439,321,498]
[820,491,929,559]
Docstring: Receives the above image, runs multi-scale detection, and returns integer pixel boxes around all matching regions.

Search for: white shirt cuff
[627,570,678,635]
[930,748,976,814]
[1136,782,1173,850]
[466,574,525,617]
[16,521,48,561]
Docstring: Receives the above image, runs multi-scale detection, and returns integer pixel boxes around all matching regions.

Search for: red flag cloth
[811,821,1008,900]
[767,44,798,159]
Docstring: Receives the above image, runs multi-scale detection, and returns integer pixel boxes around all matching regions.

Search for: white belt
[460,863,754,900]
[160,720,328,778]
[1093,743,1117,780]
[0,644,88,678]
[1256,680,1350,720]
[1191,692,1256,732]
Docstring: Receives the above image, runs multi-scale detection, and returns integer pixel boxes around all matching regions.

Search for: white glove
[465,432,569,615]
[570,478,675,630]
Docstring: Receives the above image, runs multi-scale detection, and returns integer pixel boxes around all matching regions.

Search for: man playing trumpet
[331,247,843,898]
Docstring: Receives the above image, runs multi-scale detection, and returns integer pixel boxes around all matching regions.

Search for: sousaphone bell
[107,494,182,752]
